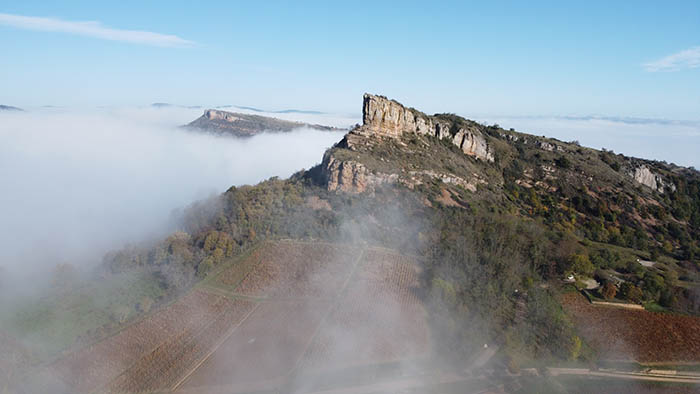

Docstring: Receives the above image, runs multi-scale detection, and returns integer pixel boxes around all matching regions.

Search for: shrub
[601,282,617,300]
[619,282,643,303]
[555,156,571,169]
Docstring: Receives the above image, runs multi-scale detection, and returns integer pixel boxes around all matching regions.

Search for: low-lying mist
[476,115,700,169]
[0,107,346,277]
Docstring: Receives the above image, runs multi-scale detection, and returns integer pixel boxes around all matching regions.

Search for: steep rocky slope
[316,95,699,314]
[185,109,340,137]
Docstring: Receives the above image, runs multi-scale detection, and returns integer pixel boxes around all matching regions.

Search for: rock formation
[185,109,339,137]
[629,165,674,193]
[321,94,494,193]
[321,152,398,193]
[356,94,494,162]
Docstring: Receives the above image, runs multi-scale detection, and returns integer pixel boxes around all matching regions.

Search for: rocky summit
[185,108,341,137]
[319,93,690,196]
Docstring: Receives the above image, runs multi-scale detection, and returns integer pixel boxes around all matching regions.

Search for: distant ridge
[0,105,23,111]
[184,109,343,137]
[221,105,326,115]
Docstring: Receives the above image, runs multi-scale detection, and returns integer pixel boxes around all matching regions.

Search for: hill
[0,105,23,111]
[185,109,342,137]
[4,93,700,393]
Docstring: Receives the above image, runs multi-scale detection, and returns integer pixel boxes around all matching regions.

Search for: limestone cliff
[357,94,494,162]
[321,94,494,194]
[629,165,674,193]
[321,152,398,194]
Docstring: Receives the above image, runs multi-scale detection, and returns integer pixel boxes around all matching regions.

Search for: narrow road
[547,367,700,384]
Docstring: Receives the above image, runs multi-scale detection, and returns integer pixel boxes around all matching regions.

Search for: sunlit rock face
[629,165,674,193]
[358,94,493,162]
[320,94,494,193]
[321,152,397,194]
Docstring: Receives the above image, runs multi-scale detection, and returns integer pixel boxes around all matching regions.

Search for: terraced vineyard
[300,249,430,370]
[180,300,330,390]
[562,292,700,363]
[44,241,431,393]
[48,289,238,393]
[226,241,358,299]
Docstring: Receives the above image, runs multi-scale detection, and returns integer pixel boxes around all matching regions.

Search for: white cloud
[0,13,194,47]
[644,46,700,72]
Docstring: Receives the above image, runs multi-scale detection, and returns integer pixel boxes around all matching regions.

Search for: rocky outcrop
[321,152,398,194]
[404,170,486,192]
[629,165,674,193]
[320,94,496,193]
[185,109,339,137]
[356,94,494,162]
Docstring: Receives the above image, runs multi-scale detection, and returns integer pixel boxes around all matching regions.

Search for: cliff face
[321,94,494,194]
[322,152,398,193]
[358,94,494,162]
[629,165,675,193]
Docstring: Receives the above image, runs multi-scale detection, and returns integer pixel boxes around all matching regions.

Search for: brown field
[44,241,431,393]
[0,330,32,385]
[562,292,700,363]
[228,241,358,298]
[180,300,330,390]
[48,289,237,393]
[105,298,255,393]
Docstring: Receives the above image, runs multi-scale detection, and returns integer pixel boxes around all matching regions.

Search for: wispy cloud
[644,46,700,72]
[0,13,194,47]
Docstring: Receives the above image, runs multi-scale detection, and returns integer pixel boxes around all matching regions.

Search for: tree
[569,335,582,360]
[649,248,660,261]
[659,289,677,308]
[570,254,594,276]
[619,282,643,303]
[556,156,571,169]
[601,282,617,300]
[197,256,215,278]
[642,272,665,301]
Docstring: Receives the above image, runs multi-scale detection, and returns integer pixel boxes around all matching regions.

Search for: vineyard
[180,300,330,390]
[48,289,239,393]
[562,292,700,363]
[300,249,430,370]
[225,241,358,298]
[43,241,432,393]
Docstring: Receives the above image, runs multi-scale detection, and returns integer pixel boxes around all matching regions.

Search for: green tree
[642,272,665,301]
[619,282,643,303]
[570,254,594,276]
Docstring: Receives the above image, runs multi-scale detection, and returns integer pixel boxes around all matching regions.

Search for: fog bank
[476,115,700,169]
[0,107,345,274]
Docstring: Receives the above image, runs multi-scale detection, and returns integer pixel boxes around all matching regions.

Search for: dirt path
[547,367,700,384]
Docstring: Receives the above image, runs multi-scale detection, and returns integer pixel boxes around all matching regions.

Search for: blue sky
[1,1,699,120]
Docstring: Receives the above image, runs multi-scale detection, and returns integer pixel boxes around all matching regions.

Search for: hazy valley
[1,93,699,393]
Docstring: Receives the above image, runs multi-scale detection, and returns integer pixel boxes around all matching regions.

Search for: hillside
[0,105,23,111]
[4,93,700,393]
[185,109,341,137]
